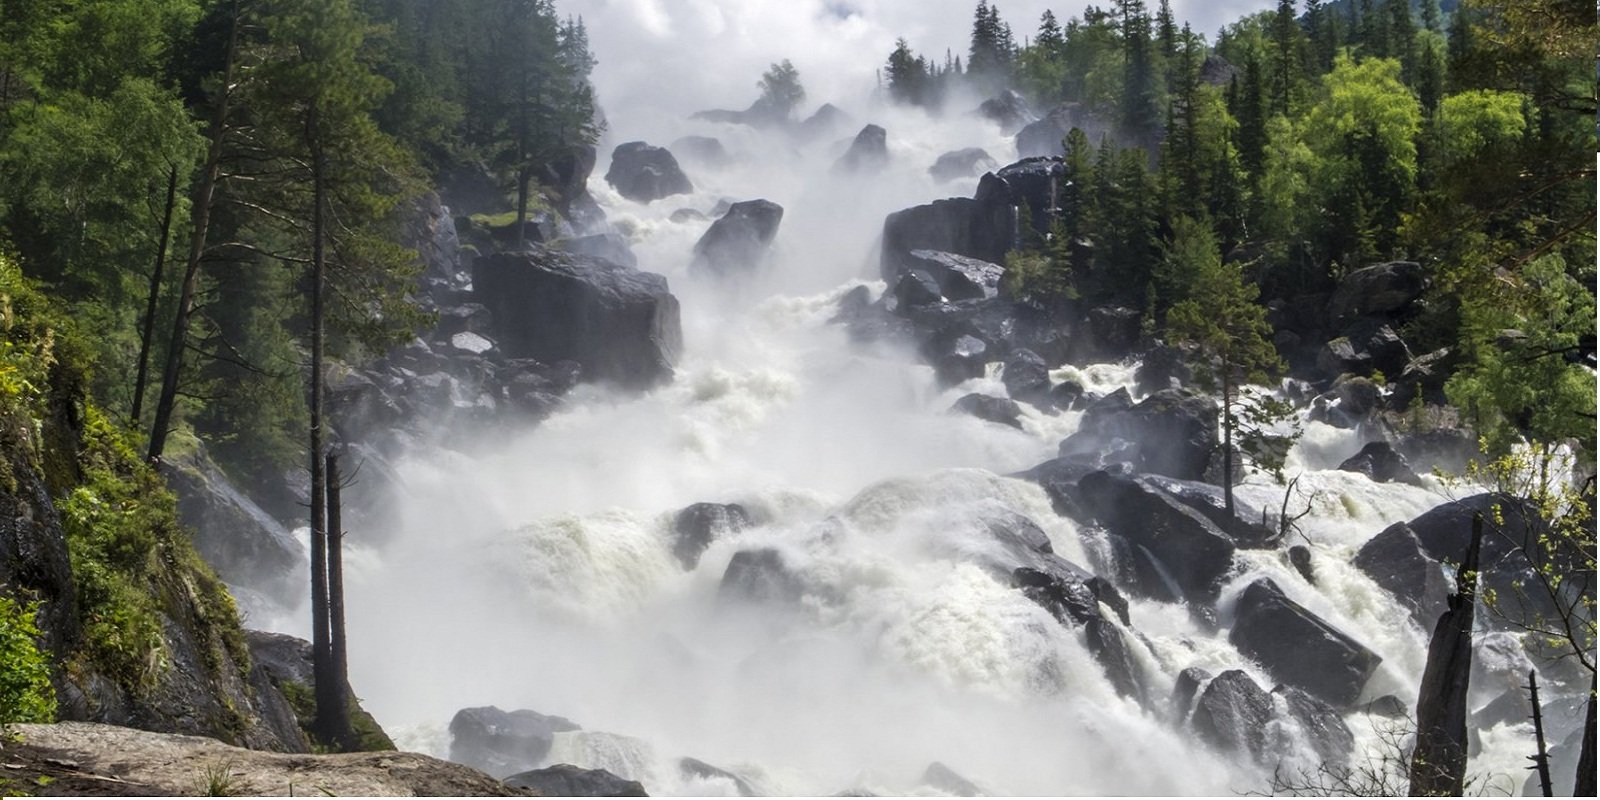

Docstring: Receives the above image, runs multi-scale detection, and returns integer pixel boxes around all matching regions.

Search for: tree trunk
[1222,369,1235,517]
[325,451,354,750]
[1528,669,1554,797]
[147,0,241,463]
[1577,677,1597,797]
[1409,513,1483,796]
[514,166,530,250]
[306,103,336,750]
[132,164,179,427]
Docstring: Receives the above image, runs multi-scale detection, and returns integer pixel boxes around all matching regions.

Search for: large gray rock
[473,248,681,390]
[1061,390,1219,482]
[720,548,804,605]
[604,142,693,203]
[1077,470,1239,601]
[167,446,306,602]
[669,135,731,168]
[1190,669,1273,758]
[930,148,999,182]
[1327,261,1425,324]
[950,393,1024,429]
[976,89,1036,133]
[1338,441,1422,485]
[901,250,1004,301]
[880,198,981,280]
[832,124,889,174]
[690,199,784,276]
[449,706,582,779]
[671,502,751,570]
[1014,104,1110,159]
[505,764,647,796]
[1229,578,1382,708]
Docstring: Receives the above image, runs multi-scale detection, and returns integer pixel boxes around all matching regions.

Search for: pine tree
[1236,54,1267,179]
[1270,0,1301,116]
[886,38,928,105]
[1117,0,1160,146]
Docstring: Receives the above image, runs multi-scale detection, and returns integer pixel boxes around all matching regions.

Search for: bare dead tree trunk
[1527,670,1554,797]
[325,451,353,750]
[132,164,179,427]
[1222,369,1235,517]
[1409,513,1483,796]
[148,0,242,463]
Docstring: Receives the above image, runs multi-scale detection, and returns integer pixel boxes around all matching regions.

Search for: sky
[574,0,1280,137]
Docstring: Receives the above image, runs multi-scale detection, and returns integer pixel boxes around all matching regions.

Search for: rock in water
[930,148,999,182]
[473,247,681,390]
[669,135,731,168]
[504,764,648,796]
[832,124,889,175]
[448,706,582,779]
[1190,670,1273,759]
[950,393,1024,429]
[1228,578,1382,708]
[1275,685,1356,764]
[720,548,804,604]
[604,142,693,203]
[1076,470,1238,601]
[671,503,751,570]
[678,758,758,796]
[1338,441,1423,485]
[921,762,982,796]
[691,199,784,276]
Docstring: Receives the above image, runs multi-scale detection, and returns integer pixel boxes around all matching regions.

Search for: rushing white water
[266,76,1573,796]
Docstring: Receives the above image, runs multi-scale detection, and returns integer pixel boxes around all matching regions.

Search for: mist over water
[264,5,1555,794]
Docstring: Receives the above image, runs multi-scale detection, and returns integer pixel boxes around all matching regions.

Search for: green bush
[0,594,57,723]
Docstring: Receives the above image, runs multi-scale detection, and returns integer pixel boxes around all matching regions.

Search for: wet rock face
[448,706,582,779]
[671,502,751,570]
[1338,441,1422,485]
[1190,669,1274,758]
[976,89,1036,133]
[930,148,999,183]
[604,141,693,203]
[1228,578,1382,708]
[504,764,648,796]
[167,446,306,603]
[691,199,784,276]
[473,248,682,390]
[832,124,889,175]
[950,393,1025,429]
[1076,469,1238,602]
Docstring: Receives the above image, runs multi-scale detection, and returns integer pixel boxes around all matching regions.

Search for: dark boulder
[1012,457,1096,519]
[1135,344,1192,394]
[679,758,757,796]
[1320,318,1413,380]
[1073,306,1142,363]
[1338,441,1423,485]
[1275,685,1356,764]
[832,124,889,175]
[977,89,1036,133]
[894,269,943,309]
[902,250,1004,301]
[930,148,999,183]
[1353,523,1453,624]
[1190,670,1274,759]
[1013,104,1112,159]
[923,333,990,387]
[720,549,804,605]
[1065,390,1219,482]
[691,199,784,276]
[671,503,751,570]
[977,159,1065,249]
[473,248,681,390]
[1132,473,1276,547]
[1077,470,1239,601]
[797,103,852,142]
[449,706,582,779]
[1289,545,1316,585]
[1229,578,1382,707]
[1327,261,1425,325]
[880,198,979,280]
[504,765,648,796]
[1173,667,1211,718]
[604,142,693,203]
[669,135,731,168]
[950,394,1024,430]
[1002,349,1052,406]
[921,762,981,796]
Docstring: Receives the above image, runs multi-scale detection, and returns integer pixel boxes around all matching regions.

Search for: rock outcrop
[604,142,693,203]
[474,248,682,390]
[832,124,889,175]
[690,199,784,276]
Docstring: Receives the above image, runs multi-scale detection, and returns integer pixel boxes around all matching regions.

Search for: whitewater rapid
[306,96,1557,795]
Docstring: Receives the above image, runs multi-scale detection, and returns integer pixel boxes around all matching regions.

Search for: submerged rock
[679,757,758,796]
[1229,578,1382,708]
[720,548,805,605]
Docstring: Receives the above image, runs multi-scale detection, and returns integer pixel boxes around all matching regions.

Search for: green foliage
[757,60,805,118]
[0,595,57,724]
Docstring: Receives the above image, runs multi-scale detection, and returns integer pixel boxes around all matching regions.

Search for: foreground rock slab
[2,722,527,796]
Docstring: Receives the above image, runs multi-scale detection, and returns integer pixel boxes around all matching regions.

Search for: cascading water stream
[269,75,1561,797]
